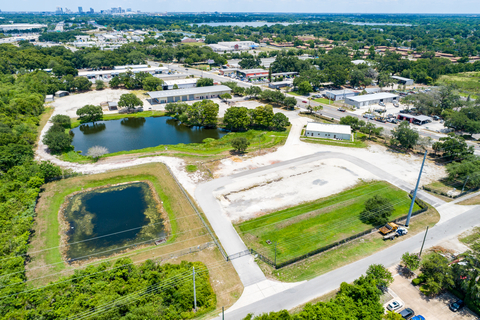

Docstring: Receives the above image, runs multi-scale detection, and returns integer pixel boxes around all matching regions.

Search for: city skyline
[2,0,480,14]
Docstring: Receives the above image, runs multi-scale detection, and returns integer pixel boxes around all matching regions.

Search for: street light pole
[406,150,427,227]
[419,226,429,257]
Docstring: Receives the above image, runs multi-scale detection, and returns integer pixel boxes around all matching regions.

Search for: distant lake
[191,22,295,27]
[344,22,413,26]
[70,116,227,154]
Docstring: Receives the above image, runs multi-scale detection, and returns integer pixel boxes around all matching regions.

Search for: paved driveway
[388,267,478,320]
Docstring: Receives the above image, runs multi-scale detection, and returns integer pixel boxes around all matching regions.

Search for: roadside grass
[71,110,166,128]
[300,132,367,148]
[287,91,308,97]
[29,163,213,286]
[458,194,480,205]
[313,98,332,104]
[459,227,480,245]
[422,179,467,202]
[256,206,439,282]
[236,181,420,265]
[186,164,198,172]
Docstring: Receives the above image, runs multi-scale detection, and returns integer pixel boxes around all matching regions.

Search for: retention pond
[61,181,168,263]
[70,116,227,154]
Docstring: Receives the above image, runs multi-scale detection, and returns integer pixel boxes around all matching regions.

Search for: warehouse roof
[391,75,413,82]
[163,78,198,86]
[239,68,268,74]
[399,114,432,122]
[147,85,231,99]
[306,123,352,135]
[346,92,399,102]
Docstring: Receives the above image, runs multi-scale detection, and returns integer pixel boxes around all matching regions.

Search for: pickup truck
[379,222,398,235]
[383,227,408,240]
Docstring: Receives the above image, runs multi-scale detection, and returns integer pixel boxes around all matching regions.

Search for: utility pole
[222,306,224,320]
[419,226,429,257]
[193,267,197,312]
[462,176,470,192]
[406,150,427,227]
[274,242,277,267]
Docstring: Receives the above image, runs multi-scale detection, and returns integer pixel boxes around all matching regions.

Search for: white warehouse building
[163,78,198,90]
[305,123,352,141]
[147,85,232,104]
[345,92,399,108]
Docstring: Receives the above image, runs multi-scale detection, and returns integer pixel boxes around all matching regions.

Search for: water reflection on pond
[62,182,167,262]
[70,116,227,153]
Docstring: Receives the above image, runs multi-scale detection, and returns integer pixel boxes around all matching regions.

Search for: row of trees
[165,100,291,132]
[244,264,395,319]
[339,116,384,139]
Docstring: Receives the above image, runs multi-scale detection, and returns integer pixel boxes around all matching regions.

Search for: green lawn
[288,91,308,97]
[236,181,420,265]
[301,132,367,148]
[313,98,332,104]
[437,72,480,96]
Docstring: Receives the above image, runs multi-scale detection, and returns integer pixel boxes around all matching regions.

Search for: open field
[256,206,439,282]
[29,163,227,288]
[288,91,308,97]
[313,98,331,104]
[459,227,480,245]
[236,181,420,265]
[437,72,480,96]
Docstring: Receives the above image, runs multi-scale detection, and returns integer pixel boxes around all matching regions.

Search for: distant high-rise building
[111,7,118,13]
[89,8,94,13]
[55,7,63,14]
[78,7,83,13]
[127,8,132,12]
[118,7,122,13]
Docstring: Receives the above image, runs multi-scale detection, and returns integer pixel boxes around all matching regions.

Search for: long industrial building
[78,66,169,82]
[147,85,232,104]
[345,92,399,108]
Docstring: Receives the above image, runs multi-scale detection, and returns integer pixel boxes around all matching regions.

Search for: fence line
[423,185,479,199]
[164,165,228,261]
[249,197,429,269]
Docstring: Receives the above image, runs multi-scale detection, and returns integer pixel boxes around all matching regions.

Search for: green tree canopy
[118,93,144,110]
[76,105,103,124]
[391,121,419,150]
[360,195,394,226]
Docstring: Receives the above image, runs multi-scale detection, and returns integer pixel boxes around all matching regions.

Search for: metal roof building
[345,92,399,108]
[391,75,414,86]
[305,123,352,141]
[147,85,232,104]
[397,114,432,125]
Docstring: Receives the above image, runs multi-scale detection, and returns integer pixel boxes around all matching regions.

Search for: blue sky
[4,0,480,13]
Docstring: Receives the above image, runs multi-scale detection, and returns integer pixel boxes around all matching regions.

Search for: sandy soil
[214,158,377,222]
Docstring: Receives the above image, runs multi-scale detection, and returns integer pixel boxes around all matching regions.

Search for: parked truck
[379,222,398,235]
[382,226,408,241]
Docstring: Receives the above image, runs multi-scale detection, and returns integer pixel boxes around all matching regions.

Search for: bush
[43,125,73,154]
[412,278,422,286]
[231,137,250,152]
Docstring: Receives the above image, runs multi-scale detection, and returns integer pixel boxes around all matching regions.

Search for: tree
[118,93,143,110]
[231,137,250,153]
[391,121,419,150]
[360,122,383,138]
[360,195,394,226]
[446,156,480,188]
[420,252,454,296]
[220,93,232,102]
[434,133,474,160]
[224,107,250,131]
[271,113,290,130]
[298,81,313,95]
[245,86,262,98]
[76,105,103,124]
[350,68,366,88]
[87,146,108,161]
[383,311,404,320]
[172,84,179,89]
[402,252,421,271]
[196,78,214,87]
[251,105,275,128]
[95,79,105,90]
[51,114,71,129]
[283,97,297,109]
[110,76,121,88]
[142,77,164,91]
[187,99,219,127]
[233,86,245,96]
[73,77,92,91]
[366,264,393,290]
[239,57,261,69]
[43,124,73,154]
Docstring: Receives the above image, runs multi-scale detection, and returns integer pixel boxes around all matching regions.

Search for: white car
[387,300,403,311]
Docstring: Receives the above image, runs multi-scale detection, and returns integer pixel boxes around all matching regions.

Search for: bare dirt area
[387,266,477,320]
[214,158,377,222]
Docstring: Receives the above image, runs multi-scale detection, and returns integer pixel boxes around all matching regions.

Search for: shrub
[359,195,394,226]
[51,114,71,128]
[231,137,250,153]
[412,278,422,286]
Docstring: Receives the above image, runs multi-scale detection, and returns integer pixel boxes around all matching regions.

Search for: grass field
[437,72,480,96]
[313,98,332,104]
[288,91,308,97]
[236,181,420,265]
[301,132,367,148]
[257,206,439,282]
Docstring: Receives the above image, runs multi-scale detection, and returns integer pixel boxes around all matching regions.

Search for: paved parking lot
[386,266,478,319]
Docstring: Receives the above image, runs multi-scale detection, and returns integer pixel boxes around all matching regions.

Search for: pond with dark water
[62,182,167,262]
[70,116,227,154]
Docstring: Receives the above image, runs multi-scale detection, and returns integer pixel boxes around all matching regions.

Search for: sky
[4,0,480,14]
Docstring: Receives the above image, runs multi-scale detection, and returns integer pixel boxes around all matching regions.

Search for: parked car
[387,118,398,124]
[399,308,415,319]
[449,299,465,312]
[302,101,308,104]
[379,101,385,107]
[386,300,403,311]
[411,316,425,320]
[337,108,346,112]
[432,115,440,121]
[363,113,374,119]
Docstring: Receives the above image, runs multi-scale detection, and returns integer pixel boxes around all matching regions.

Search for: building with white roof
[325,89,358,101]
[305,123,352,141]
[163,78,198,90]
[391,75,414,86]
[345,92,399,108]
[209,41,259,52]
[147,85,232,104]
